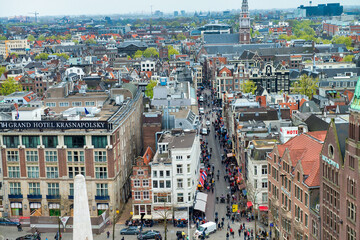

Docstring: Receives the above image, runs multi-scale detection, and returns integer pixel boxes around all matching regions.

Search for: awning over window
[132,215,141,220]
[30,203,41,209]
[259,206,268,212]
[174,211,188,220]
[143,215,152,220]
[10,202,22,208]
[97,204,109,210]
[49,203,60,209]
[152,210,172,220]
[194,192,208,213]
[247,201,253,208]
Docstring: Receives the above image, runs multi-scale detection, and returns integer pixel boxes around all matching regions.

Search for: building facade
[239,0,250,44]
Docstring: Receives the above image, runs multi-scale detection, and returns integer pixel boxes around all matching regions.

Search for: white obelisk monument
[73,174,93,240]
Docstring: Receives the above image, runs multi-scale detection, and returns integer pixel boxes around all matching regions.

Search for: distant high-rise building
[298,3,343,17]
[181,10,185,16]
[174,11,179,17]
[239,0,250,44]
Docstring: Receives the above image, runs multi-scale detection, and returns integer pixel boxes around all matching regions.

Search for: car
[0,217,18,226]
[137,230,161,239]
[16,234,37,240]
[199,107,204,114]
[206,120,211,126]
[201,128,208,135]
[120,226,141,235]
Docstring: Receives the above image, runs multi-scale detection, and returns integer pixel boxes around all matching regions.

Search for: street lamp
[188,202,191,240]
[112,209,120,240]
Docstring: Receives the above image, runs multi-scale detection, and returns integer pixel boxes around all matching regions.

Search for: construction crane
[28,12,39,23]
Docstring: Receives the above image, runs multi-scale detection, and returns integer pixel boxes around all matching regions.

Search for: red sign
[286,130,298,135]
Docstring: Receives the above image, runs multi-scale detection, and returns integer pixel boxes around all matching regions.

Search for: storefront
[10,202,23,216]
[29,203,41,215]
[48,203,60,216]
[97,203,109,216]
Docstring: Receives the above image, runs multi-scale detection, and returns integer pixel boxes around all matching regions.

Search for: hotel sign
[0,121,111,130]
[321,155,339,169]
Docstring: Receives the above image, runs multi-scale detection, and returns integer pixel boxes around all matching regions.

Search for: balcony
[8,194,23,199]
[68,195,74,200]
[46,195,60,200]
[95,195,110,201]
[27,194,42,199]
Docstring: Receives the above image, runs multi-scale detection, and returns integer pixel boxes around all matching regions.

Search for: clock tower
[239,0,250,44]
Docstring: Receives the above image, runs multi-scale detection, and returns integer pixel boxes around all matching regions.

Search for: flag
[84,108,90,115]
[201,174,206,181]
[201,171,207,178]
[16,111,19,120]
[199,178,204,187]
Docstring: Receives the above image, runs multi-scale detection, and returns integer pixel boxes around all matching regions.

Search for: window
[94,151,106,162]
[187,164,191,173]
[153,180,158,188]
[22,136,40,148]
[143,191,150,200]
[95,167,107,179]
[312,220,318,237]
[188,178,191,188]
[134,180,140,187]
[153,171,157,178]
[26,151,38,162]
[159,171,164,177]
[48,183,59,196]
[68,151,84,162]
[166,180,171,188]
[7,151,19,161]
[59,102,69,107]
[262,192,268,203]
[305,193,309,207]
[69,183,74,196]
[43,136,58,148]
[305,214,308,228]
[262,165,267,175]
[46,102,56,107]
[349,156,355,169]
[68,166,85,178]
[142,180,149,187]
[159,180,164,188]
[137,170,144,175]
[297,172,300,182]
[8,166,20,178]
[347,225,356,240]
[3,136,19,148]
[134,191,141,200]
[85,101,95,106]
[166,170,170,177]
[262,179,268,188]
[92,136,107,148]
[72,102,82,107]
[45,151,57,162]
[64,136,85,148]
[177,193,184,203]
[46,167,58,178]
[96,183,108,196]
[176,156,183,160]
[177,165,183,174]
[10,182,21,195]
[347,200,356,222]
[27,166,39,178]
[177,179,183,188]
[29,183,40,195]
[254,166,258,175]
[254,179,258,188]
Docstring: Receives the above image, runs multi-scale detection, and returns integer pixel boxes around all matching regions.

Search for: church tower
[239,0,251,44]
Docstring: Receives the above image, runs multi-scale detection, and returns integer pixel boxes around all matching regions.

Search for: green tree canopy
[292,75,318,98]
[145,80,158,98]
[241,80,257,94]
[0,66,6,76]
[54,53,69,60]
[65,34,72,40]
[332,36,352,48]
[143,47,159,58]
[27,34,35,41]
[342,55,354,62]
[34,53,49,60]
[133,50,143,59]
[85,39,97,44]
[38,35,46,41]
[0,78,23,96]
[176,33,187,40]
[0,35,7,40]
[167,45,179,58]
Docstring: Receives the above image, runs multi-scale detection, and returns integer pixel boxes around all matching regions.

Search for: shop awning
[247,201,253,208]
[49,203,60,209]
[97,204,109,210]
[10,202,22,208]
[196,192,208,202]
[30,203,41,209]
[194,200,206,212]
[174,211,189,220]
[143,215,152,220]
[152,210,173,220]
[132,215,141,220]
[259,206,268,212]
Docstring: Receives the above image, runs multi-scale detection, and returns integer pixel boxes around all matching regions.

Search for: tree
[145,80,157,98]
[133,50,143,59]
[85,39,96,44]
[72,39,79,44]
[143,47,159,58]
[65,34,72,40]
[153,198,173,240]
[27,34,35,41]
[246,182,261,238]
[0,66,6,76]
[176,33,186,40]
[241,80,257,94]
[0,35,7,40]
[342,55,354,62]
[332,36,352,48]
[292,75,318,98]
[167,45,179,59]
[38,35,46,41]
[0,78,23,96]
[35,53,49,60]
[54,53,70,60]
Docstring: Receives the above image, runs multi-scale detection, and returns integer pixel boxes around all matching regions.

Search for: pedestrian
[227,222,230,231]
[107,231,110,238]
[218,222,221,230]
[226,232,230,240]
[238,228,241,236]
[121,237,125,240]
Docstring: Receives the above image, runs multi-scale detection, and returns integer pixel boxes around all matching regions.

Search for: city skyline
[0,0,359,18]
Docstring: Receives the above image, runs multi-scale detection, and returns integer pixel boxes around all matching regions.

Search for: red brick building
[142,112,162,154]
[268,131,326,240]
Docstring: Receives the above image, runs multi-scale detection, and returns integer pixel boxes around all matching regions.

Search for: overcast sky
[0,0,359,17]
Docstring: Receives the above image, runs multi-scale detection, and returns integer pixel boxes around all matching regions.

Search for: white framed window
[68,166,85,178]
[134,179,140,187]
[9,182,21,195]
[261,165,268,175]
[262,192,268,203]
[46,166,58,178]
[188,178,191,188]
[177,179,183,188]
[254,166,258,175]
[96,183,108,196]
[177,193,184,203]
[67,151,84,162]
[95,167,107,179]
[143,191,150,200]
[94,151,106,162]
[85,101,95,106]
[8,166,20,178]
[142,180,149,187]
[177,164,183,174]
[46,102,56,107]
[26,150,38,162]
[187,164,190,173]
[262,179,268,188]
[48,183,59,196]
[27,166,39,178]
[45,151,57,162]
[176,155,183,160]
[137,170,144,175]
[29,182,40,195]
[134,191,141,200]
[7,151,19,162]
[166,170,170,177]
[59,102,69,107]
[72,101,82,107]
